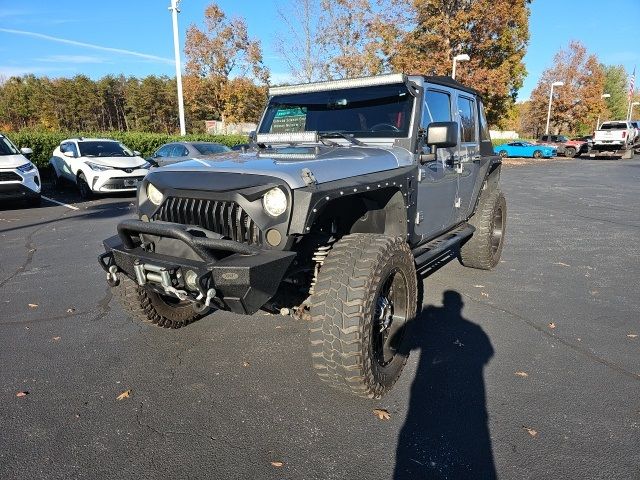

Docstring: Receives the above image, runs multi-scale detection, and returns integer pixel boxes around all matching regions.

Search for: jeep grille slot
[153,197,262,246]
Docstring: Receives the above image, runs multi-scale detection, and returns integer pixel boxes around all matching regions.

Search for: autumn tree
[274,0,326,83]
[527,42,606,136]
[388,0,531,126]
[183,2,269,127]
[603,65,629,121]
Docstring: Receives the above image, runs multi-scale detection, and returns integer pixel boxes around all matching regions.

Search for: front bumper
[100,219,295,315]
[0,167,41,200]
[88,168,148,193]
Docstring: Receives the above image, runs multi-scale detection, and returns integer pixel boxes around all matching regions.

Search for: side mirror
[62,150,75,158]
[426,121,458,148]
[133,150,141,156]
[20,147,33,159]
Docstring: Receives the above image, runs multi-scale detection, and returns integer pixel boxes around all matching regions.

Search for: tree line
[506,41,636,138]
[2,0,535,133]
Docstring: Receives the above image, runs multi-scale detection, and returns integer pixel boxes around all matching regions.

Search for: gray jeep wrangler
[99,73,506,398]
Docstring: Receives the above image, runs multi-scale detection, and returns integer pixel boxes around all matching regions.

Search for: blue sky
[1,0,639,100]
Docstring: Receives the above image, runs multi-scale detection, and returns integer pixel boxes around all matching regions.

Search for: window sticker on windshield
[271,106,307,133]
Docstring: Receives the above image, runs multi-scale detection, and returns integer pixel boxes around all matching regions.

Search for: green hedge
[7,130,248,168]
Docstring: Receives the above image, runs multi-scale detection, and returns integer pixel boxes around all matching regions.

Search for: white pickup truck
[590,121,637,159]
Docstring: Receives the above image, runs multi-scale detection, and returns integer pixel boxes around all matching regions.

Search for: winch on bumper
[99,219,295,315]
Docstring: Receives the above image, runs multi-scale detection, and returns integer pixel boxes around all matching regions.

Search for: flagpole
[627,66,636,121]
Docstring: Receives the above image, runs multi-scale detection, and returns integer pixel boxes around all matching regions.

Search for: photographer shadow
[395,289,496,480]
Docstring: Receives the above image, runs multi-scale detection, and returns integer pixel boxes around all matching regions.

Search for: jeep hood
[158,146,413,189]
[0,154,31,169]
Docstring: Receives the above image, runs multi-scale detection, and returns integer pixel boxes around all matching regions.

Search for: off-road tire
[77,173,93,199]
[309,234,417,399]
[460,188,506,270]
[113,273,203,328]
[533,150,542,159]
[564,147,576,158]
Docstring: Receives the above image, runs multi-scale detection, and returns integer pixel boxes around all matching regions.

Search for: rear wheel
[309,234,417,398]
[77,173,93,199]
[498,150,508,158]
[113,273,204,328]
[564,147,576,158]
[460,188,506,270]
[533,150,542,159]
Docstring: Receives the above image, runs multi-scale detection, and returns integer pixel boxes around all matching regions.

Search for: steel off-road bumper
[99,219,295,315]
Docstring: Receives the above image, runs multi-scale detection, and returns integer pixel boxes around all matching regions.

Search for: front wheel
[565,147,576,158]
[309,234,417,398]
[460,188,507,270]
[533,150,542,159]
[498,150,508,158]
[77,173,93,199]
[113,273,205,328]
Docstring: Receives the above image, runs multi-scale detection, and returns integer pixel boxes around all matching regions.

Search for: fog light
[184,269,198,290]
[266,229,282,246]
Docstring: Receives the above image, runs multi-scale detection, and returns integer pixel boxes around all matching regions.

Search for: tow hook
[107,265,119,287]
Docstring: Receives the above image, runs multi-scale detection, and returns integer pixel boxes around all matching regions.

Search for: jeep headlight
[262,187,287,217]
[147,183,164,206]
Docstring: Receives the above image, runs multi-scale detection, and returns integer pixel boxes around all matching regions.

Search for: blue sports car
[494,141,556,159]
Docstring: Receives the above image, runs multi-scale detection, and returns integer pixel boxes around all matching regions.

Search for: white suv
[50,138,150,198]
[0,133,41,206]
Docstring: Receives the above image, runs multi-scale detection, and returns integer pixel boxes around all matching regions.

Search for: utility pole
[545,81,564,135]
[169,0,186,136]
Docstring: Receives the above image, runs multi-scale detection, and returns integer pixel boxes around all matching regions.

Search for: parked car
[494,141,556,159]
[149,142,231,167]
[50,138,150,198]
[629,121,640,143]
[100,74,508,399]
[590,121,638,159]
[0,133,41,206]
[536,134,587,157]
[571,135,593,149]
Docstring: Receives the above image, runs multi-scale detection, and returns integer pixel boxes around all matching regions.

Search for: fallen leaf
[473,285,485,288]
[627,334,638,339]
[373,408,391,420]
[52,336,61,341]
[548,322,556,329]
[28,303,38,308]
[514,371,528,377]
[270,461,284,468]
[242,361,250,367]
[66,308,76,313]
[522,426,538,437]
[275,325,282,329]
[16,391,29,398]
[116,389,132,401]
[553,262,570,267]
[481,292,489,297]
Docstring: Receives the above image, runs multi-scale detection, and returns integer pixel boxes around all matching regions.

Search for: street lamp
[596,93,611,130]
[452,54,470,80]
[169,0,186,136]
[545,81,564,135]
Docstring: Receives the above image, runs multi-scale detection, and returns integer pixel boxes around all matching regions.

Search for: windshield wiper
[319,132,365,146]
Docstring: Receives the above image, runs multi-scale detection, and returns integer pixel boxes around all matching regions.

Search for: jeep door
[454,94,492,222]
[416,87,459,239]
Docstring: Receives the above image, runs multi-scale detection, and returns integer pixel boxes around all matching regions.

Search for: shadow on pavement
[394,290,496,480]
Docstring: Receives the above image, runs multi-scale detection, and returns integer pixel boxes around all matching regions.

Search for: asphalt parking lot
[1,158,639,480]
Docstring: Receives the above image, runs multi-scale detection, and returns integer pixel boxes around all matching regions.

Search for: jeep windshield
[258,83,414,139]
[78,141,134,157]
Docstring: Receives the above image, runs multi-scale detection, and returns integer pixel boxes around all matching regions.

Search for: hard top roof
[420,75,482,97]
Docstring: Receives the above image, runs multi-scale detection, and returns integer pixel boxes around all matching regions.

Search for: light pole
[596,93,611,130]
[545,81,564,135]
[169,0,186,136]
[452,54,470,80]
[630,101,640,121]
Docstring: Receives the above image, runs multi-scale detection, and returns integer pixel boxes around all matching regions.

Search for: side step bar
[412,223,475,273]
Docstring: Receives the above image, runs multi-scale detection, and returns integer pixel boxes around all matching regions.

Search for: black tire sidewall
[77,173,92,199]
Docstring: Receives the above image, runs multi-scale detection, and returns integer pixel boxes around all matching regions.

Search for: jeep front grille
[153,197,262,246]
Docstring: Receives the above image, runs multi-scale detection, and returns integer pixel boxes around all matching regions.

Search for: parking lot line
[41,195,80,211]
